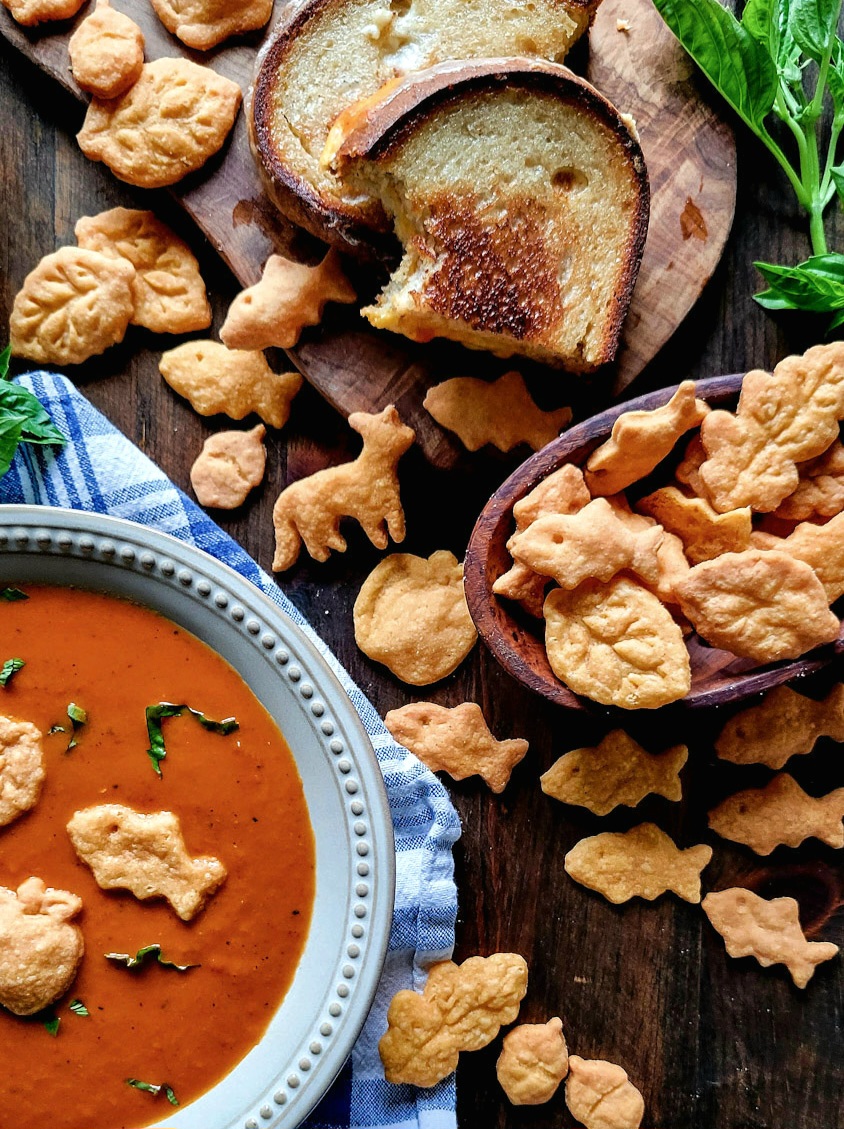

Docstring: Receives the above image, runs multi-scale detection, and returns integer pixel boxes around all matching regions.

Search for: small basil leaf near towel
[0,346,66,478]
[1,372,461,1129]
[654,0,844,328]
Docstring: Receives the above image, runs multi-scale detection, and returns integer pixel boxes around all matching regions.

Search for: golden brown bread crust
[333,59,649,368]
[250,0,404,257]
[249,0,603,257]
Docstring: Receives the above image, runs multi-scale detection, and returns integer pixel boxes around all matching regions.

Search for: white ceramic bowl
[0,505,395,1129]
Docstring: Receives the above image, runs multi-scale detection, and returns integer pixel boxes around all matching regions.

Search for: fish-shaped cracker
[423,370,571,453]
[541,731,686,815]
[564,823,712,904]
[715,684,844,769]
[702,887,839,988]
[67,803,226,920]
[384,701,528,793]
[586,380,709,495]
[708,773,844,855]
[510,497,664,589]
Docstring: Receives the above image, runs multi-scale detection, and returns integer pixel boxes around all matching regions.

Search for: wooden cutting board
[0,0,736,468]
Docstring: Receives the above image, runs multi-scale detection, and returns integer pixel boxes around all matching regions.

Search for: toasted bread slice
[330,59,649,371]
[250,0,600,255]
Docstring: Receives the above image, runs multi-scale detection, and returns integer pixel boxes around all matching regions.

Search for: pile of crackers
[495,348,844,709]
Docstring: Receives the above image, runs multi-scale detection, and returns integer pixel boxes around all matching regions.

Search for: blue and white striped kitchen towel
[0,371,461,1129]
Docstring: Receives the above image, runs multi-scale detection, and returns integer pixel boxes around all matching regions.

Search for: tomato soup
[0,585,316,1127]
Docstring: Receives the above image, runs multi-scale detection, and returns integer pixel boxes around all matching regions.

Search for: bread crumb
[617,18,631,31]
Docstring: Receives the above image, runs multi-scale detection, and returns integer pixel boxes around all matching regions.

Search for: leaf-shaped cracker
[511,497,664,589]
[544,577,691,709]
[354,551,476,685]
[190,424,267,509]
[159,341,302,428]
[751,511,844,602]
[585,380,709,495]
[75,208,210,334]
[541,730,687,815]
[637,486,752,565]
[699,342,844,512]
[220,251,356,351]
[773,439,844,521]
[77,58,242,189]
[716,684,844,769]
[379,953,528,1087]
[564,823,712,904]
[702,888,839,988]
[423,370,571,453]
[496,1018,569,1106]
[10,247,135,365]
[565,1056,645,1129]
[674,549,839,663]
[384,701,528,793]
[150,0,273,49]
[708,772,844,855]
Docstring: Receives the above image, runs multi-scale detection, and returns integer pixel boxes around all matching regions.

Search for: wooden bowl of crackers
[465,355,844,712]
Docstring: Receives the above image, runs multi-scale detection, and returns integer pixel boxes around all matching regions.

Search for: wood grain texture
[1,5,843,1129]
[0,0,735,469]
[587,0,737,395]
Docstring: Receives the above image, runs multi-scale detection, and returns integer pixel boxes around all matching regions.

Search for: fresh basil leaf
[828,305,844,328]
[0,417,24,480]
[654,0,779,130]
[105,943,199,972]
[65,701,87,751]
[789,0,843,62]
[832,162,844,200]
[1,587,27,601]
[744,0,806,89]
[126,1079,179,1106]
[68,999,89,1017]
[0,373,66,482]
[828,38,844,122]
[145,702,239,776]
[0,658,24,687]
[43,1015,60,1037]
[754,253,844,310]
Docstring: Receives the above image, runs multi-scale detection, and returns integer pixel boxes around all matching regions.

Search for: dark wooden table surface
[2,22,843,1129]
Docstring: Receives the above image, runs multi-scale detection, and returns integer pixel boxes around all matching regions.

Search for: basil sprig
[0,658,24,687]
[126,1078,179,1106]
[0,345,66,480]
[654,0,844,324]
[1,587,27,601]
[145,702,238,776]
[105,944,199,972]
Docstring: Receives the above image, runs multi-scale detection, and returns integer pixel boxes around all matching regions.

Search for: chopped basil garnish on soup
[126,1079,179,1106]
[68,999,89,1017]
[42,1015,60,1037]
[105,944,198,972]
[0,658,24,686]
[65,702,87,751]
[144,702,239,776]
[1,587,27,601]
